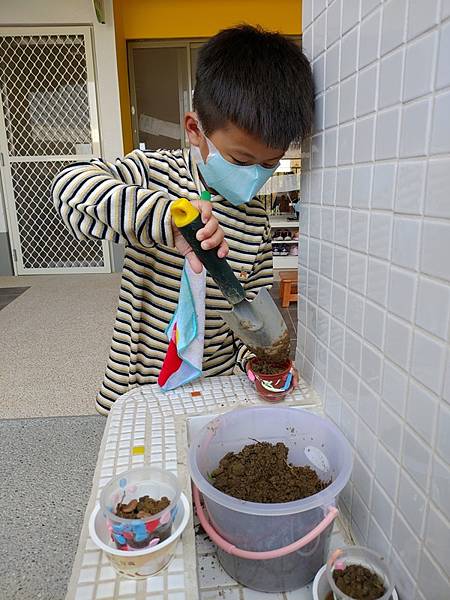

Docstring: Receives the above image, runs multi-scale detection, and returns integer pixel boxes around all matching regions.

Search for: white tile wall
[301,2,450,597]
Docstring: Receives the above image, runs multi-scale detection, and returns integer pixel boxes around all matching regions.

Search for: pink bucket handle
[193,484,338,560]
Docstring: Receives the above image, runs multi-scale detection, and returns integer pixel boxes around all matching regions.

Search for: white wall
[300,1,450,598]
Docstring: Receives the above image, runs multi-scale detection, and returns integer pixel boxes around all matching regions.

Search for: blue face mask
[191,134,279,206]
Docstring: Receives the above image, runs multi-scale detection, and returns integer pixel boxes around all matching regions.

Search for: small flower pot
[325,546,395,600]
[247,358,293,402]
[313,563,399,600]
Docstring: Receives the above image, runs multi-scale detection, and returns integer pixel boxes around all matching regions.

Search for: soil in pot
[329,564,386,599]
[251,357,291,375]
[113,495,172,549]
[210,441,330,503]
[115,495,170,519]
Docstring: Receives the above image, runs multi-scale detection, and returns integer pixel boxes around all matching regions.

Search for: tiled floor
[0,286,30,310]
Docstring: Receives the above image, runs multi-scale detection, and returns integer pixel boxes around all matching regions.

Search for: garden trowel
[170,198,290,360]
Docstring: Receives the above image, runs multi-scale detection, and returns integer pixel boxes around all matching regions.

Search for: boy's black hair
[193,24,314,150]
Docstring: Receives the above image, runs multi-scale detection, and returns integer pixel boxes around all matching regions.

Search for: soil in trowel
[247,328,291,365]
[210,441,330,503]
[331,564,386,600]
[115,495,170,519]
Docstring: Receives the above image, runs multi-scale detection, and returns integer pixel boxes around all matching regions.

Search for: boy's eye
[230,156,250,166]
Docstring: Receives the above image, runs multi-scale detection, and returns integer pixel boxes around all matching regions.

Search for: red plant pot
[247,358,294,402]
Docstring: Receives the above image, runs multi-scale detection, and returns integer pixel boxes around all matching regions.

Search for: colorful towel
[158,261,206,391]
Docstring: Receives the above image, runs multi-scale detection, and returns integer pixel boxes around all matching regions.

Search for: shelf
[272,239,298,244]
[273,255,298,269]
[269,216,299,228]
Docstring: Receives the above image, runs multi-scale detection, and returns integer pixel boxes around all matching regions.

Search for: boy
[52,25,313,414]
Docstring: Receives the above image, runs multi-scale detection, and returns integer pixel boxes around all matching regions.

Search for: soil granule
[251,357,291,375]
[332,564,386,599]
[115,495,170,519]
[210,441,330,503]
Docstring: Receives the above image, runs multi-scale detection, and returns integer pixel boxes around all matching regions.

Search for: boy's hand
[173,200,229,273]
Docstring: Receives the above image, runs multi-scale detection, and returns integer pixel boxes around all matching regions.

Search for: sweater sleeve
[236,219,274,371]
[51,150,175,249]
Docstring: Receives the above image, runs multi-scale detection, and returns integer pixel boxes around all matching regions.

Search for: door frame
[0,26,111,275]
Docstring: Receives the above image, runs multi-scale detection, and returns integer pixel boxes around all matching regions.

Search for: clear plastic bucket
[188,406,353,592]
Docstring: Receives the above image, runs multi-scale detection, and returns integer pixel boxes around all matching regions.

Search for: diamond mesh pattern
[0,31,106,271]
[0,34,92,157]
[11,161,104,269]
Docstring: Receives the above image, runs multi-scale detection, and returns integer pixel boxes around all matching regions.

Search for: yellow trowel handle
[171,198,246,305]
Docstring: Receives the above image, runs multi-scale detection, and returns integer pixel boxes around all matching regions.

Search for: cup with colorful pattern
[99,467,181,551]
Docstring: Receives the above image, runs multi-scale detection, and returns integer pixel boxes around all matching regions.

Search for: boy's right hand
[172,199,229,274]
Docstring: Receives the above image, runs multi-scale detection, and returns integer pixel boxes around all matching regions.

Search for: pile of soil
[210,441,330,503]
[330,564,386,599]
[251,357,291,375]
[115,495,170,519]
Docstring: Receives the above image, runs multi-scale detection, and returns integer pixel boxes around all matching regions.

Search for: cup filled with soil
[99,467,181,551]
[325,547,395,600]
[247,357,294,402]
[90,493,190,579]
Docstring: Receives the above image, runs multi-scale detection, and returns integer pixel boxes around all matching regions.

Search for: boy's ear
[184,112,203,146]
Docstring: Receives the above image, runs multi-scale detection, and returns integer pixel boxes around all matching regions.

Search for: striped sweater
[52,149,273,414]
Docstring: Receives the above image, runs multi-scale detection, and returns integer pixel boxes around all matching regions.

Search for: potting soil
[247,328,291,364]
[210,441,330,503]
[115,495,170,519]
[250,357,291,375]
[333,564,386,599]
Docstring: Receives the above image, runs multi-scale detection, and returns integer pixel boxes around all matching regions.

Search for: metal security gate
[0,27,111,274]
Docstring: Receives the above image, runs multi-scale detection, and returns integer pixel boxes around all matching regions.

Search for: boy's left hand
[173,199,229,273]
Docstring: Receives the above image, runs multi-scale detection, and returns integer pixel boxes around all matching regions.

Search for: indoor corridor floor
[0,273,121,419]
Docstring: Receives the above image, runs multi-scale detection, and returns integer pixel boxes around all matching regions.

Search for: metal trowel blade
[218,287,289,357]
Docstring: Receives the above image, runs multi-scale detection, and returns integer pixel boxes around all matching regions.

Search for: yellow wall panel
[113,0,302,152]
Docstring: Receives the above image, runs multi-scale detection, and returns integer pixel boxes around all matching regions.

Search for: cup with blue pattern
[100,467,181,551]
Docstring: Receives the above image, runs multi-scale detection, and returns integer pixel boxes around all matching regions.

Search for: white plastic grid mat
[66,375,339,600]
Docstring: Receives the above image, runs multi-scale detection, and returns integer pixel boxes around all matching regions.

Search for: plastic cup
[313,563,399,600]
[90,493,190,579]
[99,467,181,551]
[326,546,395,600]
